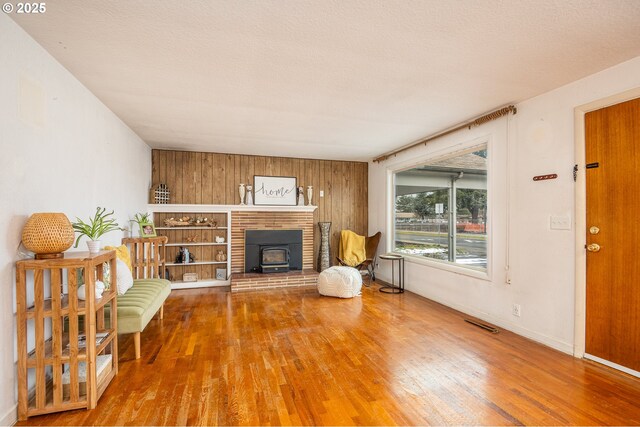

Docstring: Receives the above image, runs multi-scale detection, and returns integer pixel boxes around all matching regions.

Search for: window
[393,144,488,271]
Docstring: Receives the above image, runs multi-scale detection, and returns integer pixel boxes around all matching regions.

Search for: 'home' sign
[253,175,297,206]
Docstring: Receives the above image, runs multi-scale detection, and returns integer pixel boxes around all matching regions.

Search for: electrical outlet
[320,190,324,197]
[512,304,521,317]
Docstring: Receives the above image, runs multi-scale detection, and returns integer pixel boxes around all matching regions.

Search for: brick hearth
[231,269,319,292]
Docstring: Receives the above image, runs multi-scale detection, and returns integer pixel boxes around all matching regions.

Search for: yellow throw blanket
[339,230,366,267]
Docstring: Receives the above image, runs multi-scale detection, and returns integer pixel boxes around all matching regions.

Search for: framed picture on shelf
[253,175,297,206]
[139,222,157,238]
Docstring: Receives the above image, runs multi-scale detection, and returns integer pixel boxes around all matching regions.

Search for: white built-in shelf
[152,206,232,291]
[155,226,228,230]
[166,261,227,267]
[149,204,317,213]
[165,242,227,247]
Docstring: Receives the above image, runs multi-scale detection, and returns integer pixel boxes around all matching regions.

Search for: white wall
[369,56,640,354]
[0,15,151,424]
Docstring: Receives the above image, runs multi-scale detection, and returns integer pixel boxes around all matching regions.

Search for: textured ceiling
[10,0,640,161]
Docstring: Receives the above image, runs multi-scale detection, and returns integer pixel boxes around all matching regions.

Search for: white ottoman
[318,266,362,298]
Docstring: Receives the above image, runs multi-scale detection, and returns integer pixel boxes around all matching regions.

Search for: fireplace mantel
[148,204,317,213]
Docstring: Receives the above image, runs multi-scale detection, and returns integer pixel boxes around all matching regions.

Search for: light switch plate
[320,190,324,197]
[550,215,571,230]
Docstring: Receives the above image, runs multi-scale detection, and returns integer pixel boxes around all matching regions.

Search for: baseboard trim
[584,353,640,378]
[0,403,17,427]
[404,286,574,355]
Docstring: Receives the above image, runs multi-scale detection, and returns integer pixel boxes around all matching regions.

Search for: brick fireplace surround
[230,210,319,291]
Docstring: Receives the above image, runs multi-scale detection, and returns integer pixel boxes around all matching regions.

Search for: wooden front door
[585,97,640,372]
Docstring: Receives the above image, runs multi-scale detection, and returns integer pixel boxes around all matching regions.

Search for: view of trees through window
[394,145,488,270]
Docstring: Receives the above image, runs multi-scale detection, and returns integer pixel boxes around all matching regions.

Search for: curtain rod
[372,105,517,163]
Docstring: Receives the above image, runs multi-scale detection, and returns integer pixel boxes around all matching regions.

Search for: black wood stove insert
[245,229,303,273]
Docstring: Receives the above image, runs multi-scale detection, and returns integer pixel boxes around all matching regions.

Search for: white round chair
[317,266,363,298]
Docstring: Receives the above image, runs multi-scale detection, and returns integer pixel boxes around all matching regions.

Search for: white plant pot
[86,240,101,253]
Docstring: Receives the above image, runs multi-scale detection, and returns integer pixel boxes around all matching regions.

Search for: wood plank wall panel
[230,211,314,273]
[151,149,368,269]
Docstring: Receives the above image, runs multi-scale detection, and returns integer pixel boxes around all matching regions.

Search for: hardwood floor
[19,284,640,426]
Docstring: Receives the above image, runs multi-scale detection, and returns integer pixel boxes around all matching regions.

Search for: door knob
[587,243,601,252]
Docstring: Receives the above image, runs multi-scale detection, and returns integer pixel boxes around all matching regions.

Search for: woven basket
[22,213,75,258]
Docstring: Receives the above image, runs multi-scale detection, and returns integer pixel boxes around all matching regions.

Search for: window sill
[390,252,491,282]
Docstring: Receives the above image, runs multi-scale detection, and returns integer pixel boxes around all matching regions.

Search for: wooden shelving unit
[15,251,118,420]
[152,210,231,288]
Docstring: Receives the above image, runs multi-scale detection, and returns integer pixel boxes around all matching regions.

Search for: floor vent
[464,318,499,334]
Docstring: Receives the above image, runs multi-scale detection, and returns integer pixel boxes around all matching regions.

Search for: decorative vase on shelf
[318,222,331,272]
[238,184,246,205]
[246,185,253,205]
[86,240,101,254]
[79,280,105,300]
[298,186,305,206]
[307,186,313,206]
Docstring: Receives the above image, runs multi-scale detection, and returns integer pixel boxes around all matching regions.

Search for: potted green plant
[132,212,151,225]
[72,207,122,253]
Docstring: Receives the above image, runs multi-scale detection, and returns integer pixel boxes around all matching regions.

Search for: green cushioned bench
[119,237,170,359]
[118,278,171,358]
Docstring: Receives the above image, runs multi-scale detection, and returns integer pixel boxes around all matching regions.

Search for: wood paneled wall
[151,150,368,269]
